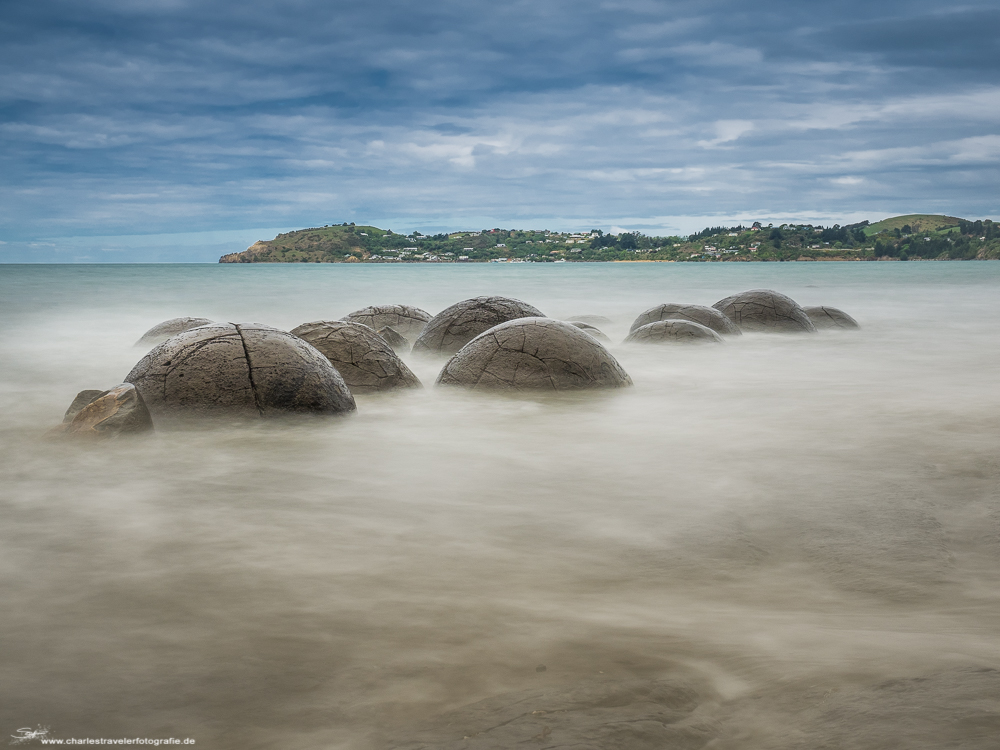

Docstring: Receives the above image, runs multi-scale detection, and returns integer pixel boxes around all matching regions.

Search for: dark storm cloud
[1,0,998,257]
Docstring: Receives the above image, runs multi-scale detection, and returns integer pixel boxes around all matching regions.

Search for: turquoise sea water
[5,260,1000,325]
[2,262,999,748]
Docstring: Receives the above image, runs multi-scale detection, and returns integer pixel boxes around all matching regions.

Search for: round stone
[135,317,215,348]
[802,306,861,330]
[566,320,611,343]
[437,318,632,391]
[413,296,545,355]
[125,323,356,418]
[376,326,409,351]
[290,321,421,393]
[712,289,816,333]
[341,305,431,342]
[630,304,741,336]
[625,320,724,344]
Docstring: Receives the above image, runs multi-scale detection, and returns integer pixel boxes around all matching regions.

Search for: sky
[1,0,999,261]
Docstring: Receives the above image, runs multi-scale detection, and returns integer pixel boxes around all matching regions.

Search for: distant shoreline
[218,214,999,264]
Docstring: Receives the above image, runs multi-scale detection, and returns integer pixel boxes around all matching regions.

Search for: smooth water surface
[2,262,999,749]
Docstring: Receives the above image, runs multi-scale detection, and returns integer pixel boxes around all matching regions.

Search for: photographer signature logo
[10,726,50,745]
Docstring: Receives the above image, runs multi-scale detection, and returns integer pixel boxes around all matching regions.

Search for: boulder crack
[234,324,264,416]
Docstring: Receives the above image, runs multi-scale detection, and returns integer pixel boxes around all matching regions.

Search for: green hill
[864,214,963,236]
[219,224,391,263]
[218,215,999,263]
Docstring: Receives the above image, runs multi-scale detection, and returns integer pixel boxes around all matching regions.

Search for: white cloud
[697,120,754,148]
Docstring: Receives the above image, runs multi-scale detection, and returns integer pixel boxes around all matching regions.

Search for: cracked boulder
[50,384,153,439]
[341,305,431,342]
[566,320,612,343]
[803,305,861,330]
[290,320,421,393]
[712,289,816,333]
[414,296,546,355]
[625,320,724,344]
[125,323,356,419]
[630,304,740,336]
[135,317,215,348]
[376,326,409,351]
[437,318,632,391]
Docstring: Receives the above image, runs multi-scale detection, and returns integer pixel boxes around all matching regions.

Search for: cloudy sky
[2,0,998,260]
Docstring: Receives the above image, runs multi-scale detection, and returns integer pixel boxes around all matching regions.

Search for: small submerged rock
[803,306,861,330]
[135,317,215,348]
[126,323,356,419]
[376,325,410,351]
[414,296,545,355]
[437,318,632,391]
[62,390,106,422]
[625,320,724,344]
[712,289,816,333]
[341,305,431,342]
[630,304,740,336]
[290,320,421,393]
[566,314,614,326]
[50,384,153,438]
[566,321,611,343]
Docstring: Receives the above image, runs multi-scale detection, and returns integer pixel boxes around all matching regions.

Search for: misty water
[2,262,999,749]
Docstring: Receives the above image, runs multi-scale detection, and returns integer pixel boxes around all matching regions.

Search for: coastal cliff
[219,241,272,263]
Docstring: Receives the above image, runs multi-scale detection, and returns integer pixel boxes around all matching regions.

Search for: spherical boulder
[712,289,816,333]
[624,320,724,344]
[50,384,154,439]
[342,305,431,342]
[135,317,215,348]
[566,321,611,343]
[437,318,632,391]
[802,306,860,330]
[125,323,356,418]
[290,321,421,393]
[376,326,409,351]
[630,304,740,336]
[413,296,545,355]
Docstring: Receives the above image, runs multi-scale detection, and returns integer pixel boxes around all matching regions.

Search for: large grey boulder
[803,305,861,330]
[341,305,431,342]
[125,323,356,418]
[437,318,632,391]
[50,384,153,438]
[135,317,215,348]
[624,320,724,344]
[712,289,816,333]
[413,296,545,355]
[630,303,740,336]
[290,321,421,393]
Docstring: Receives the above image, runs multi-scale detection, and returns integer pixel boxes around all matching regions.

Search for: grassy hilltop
[219,215,1000,263]
[864,214,964,235]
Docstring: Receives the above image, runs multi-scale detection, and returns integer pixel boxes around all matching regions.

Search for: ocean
[2,261,999,749]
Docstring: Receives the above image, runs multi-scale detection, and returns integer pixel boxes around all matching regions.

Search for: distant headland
[219,214,999,263]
